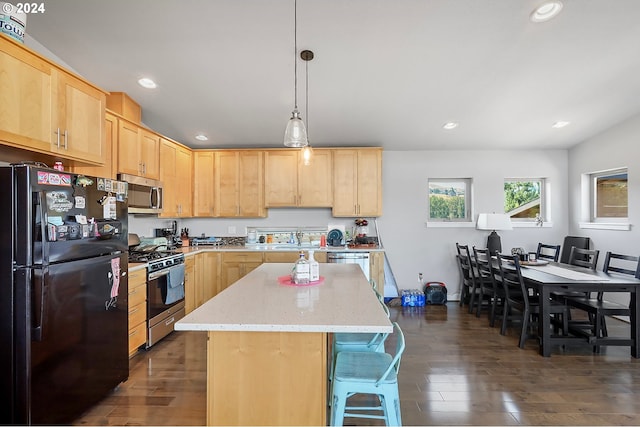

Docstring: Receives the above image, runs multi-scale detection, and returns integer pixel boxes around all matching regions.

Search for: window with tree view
[504,179,544,221]
[428,179,471,221]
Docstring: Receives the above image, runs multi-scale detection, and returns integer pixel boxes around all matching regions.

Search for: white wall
[130,149,569,299]
[378,150,569,298]
[568,112,640,306]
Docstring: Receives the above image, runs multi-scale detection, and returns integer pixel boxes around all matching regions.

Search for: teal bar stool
[330,322,405,426]
[330,302,390,380]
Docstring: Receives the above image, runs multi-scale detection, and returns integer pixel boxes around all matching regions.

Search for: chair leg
[519,310,529,349]
[468,287,477,313]
[500,303,509,336]
[600,315,608,337]
[381,390,402,426]
[330,385,347,426]
[489,299,496,327]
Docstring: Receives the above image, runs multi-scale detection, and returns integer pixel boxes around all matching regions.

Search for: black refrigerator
[0,164,130,425]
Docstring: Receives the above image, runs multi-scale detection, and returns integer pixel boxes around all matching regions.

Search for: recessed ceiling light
[552,121,570,128]
[137,77,157,89]
[530,1,563,23]
[443,122,459,130]
[195,134,208,141]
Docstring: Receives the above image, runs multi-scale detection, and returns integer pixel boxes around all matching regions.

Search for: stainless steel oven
[145,253,185,347]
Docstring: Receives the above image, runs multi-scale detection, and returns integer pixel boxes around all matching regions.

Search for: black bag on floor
[424,282,447,305]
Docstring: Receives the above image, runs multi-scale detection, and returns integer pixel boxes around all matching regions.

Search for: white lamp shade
[284,110,308,148]
[476,213,512,231]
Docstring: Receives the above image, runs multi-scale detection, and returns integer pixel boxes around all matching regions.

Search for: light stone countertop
[174,263,392,333]
[177,244,384,256]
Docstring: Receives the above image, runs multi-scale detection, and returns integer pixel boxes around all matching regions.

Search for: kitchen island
[175,263,391,426]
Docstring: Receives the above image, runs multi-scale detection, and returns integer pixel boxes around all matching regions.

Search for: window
[592,168,628,220]
[428,178,472,222]
[504,179,545,222]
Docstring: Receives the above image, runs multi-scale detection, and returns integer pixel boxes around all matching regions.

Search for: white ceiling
[25,0,640,151]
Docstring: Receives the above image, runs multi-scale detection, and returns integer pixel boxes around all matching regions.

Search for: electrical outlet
[227,226,236,234]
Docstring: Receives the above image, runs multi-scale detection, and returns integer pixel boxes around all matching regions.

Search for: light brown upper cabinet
[264,149,333,207]
[332,148,382,217]
[0,35,106,165]
[73,112,117,179]
[215,150,266,218]
[193,151,215,217]
[160,138,192,218]
[117,120,160,179]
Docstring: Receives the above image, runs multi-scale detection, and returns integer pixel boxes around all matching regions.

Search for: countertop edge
[174,324,393,333]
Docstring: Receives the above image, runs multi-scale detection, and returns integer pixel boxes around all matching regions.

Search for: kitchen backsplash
[128,208,378,240]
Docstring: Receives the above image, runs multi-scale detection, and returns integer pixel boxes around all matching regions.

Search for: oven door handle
[148,263,183,281]
[148,268,171,281]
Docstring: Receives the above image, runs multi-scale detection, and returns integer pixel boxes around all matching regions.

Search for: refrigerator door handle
[31,267,48,342]
[35,191,49,262]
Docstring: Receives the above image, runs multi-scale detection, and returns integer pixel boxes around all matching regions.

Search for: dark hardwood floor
[74,303,640,426]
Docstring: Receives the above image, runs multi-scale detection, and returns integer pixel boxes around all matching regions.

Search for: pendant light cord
[305,55,309,139]
[293,0,298,111]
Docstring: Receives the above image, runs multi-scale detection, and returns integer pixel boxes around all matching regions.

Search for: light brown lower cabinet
[127,268,147,357]
[184,256,196,314]
[369,251,385,296]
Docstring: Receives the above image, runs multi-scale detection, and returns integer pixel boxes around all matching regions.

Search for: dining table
[517,261,640,357]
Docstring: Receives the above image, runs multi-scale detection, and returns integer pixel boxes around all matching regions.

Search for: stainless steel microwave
[118,173,163,214]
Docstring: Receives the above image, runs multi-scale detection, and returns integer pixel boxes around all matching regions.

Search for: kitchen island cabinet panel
[207,331,326,425]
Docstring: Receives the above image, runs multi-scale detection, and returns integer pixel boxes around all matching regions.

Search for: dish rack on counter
[190,236,223,246]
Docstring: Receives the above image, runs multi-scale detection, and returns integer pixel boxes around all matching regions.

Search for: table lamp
[476,213,512,255]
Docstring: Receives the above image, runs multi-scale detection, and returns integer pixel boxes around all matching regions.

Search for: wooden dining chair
[536,243,561,262]
[456,243,480,313]
[554,246,601,312]
[568,247,600,270]
[497,253,569,349]
[473,247,504,327]
[565,252,639,351]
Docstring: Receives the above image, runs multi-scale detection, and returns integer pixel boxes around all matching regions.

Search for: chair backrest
[568,246,600,270]
[473,247,497,291]
[537,243,561,262]
[559,236,590,264]
[456,243,476,284]
[496,253,529,311]
[602,252,640,278]
[376,322,405,386]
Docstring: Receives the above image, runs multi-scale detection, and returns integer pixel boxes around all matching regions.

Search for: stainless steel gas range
[129,250,186,348]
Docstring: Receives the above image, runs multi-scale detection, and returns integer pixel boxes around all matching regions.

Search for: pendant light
[284,0,308,148]
[301,49,314,165]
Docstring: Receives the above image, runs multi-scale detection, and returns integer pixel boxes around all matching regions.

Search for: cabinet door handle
[55,128,60,148]
[64,129,68,149]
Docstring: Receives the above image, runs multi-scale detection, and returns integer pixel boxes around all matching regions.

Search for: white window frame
[579,167,631,231]
[503,178,550,227]
[426,178,474,227]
